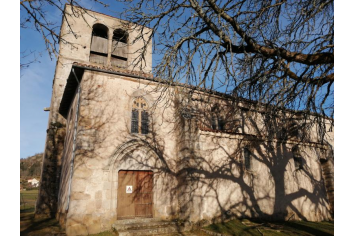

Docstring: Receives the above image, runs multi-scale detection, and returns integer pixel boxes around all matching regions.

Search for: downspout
[66,68,81,211]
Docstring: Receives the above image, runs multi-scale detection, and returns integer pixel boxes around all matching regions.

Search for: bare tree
[21,0,333,115]
[119,0,333,117]
[20,0,108,62]
[20,49,41,71]
[21,0,333,135]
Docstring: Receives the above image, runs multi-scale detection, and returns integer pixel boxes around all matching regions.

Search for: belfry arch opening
[90,23,109,65]
[111,29,128,67]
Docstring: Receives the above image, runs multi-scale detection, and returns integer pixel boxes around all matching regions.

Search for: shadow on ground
[20,209,65,236]
[204,219,334,236]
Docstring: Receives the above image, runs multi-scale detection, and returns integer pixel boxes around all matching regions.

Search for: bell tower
[35,4,152,217]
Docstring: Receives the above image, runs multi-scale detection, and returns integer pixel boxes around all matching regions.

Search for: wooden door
[117,170,136,219]
[135,171,153,217]
[117,170,153,219]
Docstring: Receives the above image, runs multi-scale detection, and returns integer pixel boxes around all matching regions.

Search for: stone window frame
[210,105,225,131]
[131,97,149,135]
[211,114,225,131]
[292,145,304,170]
[243,147,252,171]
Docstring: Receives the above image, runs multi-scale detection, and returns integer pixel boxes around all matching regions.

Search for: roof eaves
[60,62,333,121]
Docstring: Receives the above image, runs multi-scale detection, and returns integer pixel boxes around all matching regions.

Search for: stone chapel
[35,5,334,236]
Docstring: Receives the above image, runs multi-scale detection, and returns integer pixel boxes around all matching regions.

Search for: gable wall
[62,70,180,235]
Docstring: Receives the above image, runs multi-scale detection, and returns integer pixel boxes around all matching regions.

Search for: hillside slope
[20,153,43,180]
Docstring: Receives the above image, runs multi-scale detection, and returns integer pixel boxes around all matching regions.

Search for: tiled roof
[72,62,252,102]
[73,62,155,79]
[68,62,332,121]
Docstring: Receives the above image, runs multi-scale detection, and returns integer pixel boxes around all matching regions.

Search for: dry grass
[20,189,65,236]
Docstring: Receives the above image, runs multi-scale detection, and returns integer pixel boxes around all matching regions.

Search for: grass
[20,190,117,236]
[20,189,38,212]
[204,219,334,236]
[20,189,65,235]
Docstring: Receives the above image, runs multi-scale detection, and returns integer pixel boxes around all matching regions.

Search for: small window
[293,156,303,170]
[244,148,251,170]
[211,115,225,130]
[292,145,303,170]
[131,97,149,134]
[211,116,217,130]
[288,121,299,139]
[218,118,225,130]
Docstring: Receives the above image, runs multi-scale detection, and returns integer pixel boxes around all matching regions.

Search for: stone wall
[61,71,179,234]
[58,70,333,235]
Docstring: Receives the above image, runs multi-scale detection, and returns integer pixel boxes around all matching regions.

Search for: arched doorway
[104,139,161,219]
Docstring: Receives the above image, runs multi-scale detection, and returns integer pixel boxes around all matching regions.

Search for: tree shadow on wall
[111,90,333,226]
[57,75,333,233]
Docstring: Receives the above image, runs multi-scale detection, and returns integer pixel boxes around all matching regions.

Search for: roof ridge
[71,62,333,120]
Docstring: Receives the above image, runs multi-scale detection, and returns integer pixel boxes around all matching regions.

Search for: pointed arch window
[131,97,149,134]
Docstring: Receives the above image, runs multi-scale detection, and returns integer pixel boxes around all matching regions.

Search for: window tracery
[131,97,149,134]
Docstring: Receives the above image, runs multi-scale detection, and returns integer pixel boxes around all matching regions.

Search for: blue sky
[21,16,58,159]
[20,57,55,159]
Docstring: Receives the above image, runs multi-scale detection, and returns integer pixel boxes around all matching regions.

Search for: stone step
[113,220,180,231]
[158,233,202,236]
[116,225,181,236]
[115,218,161,224]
